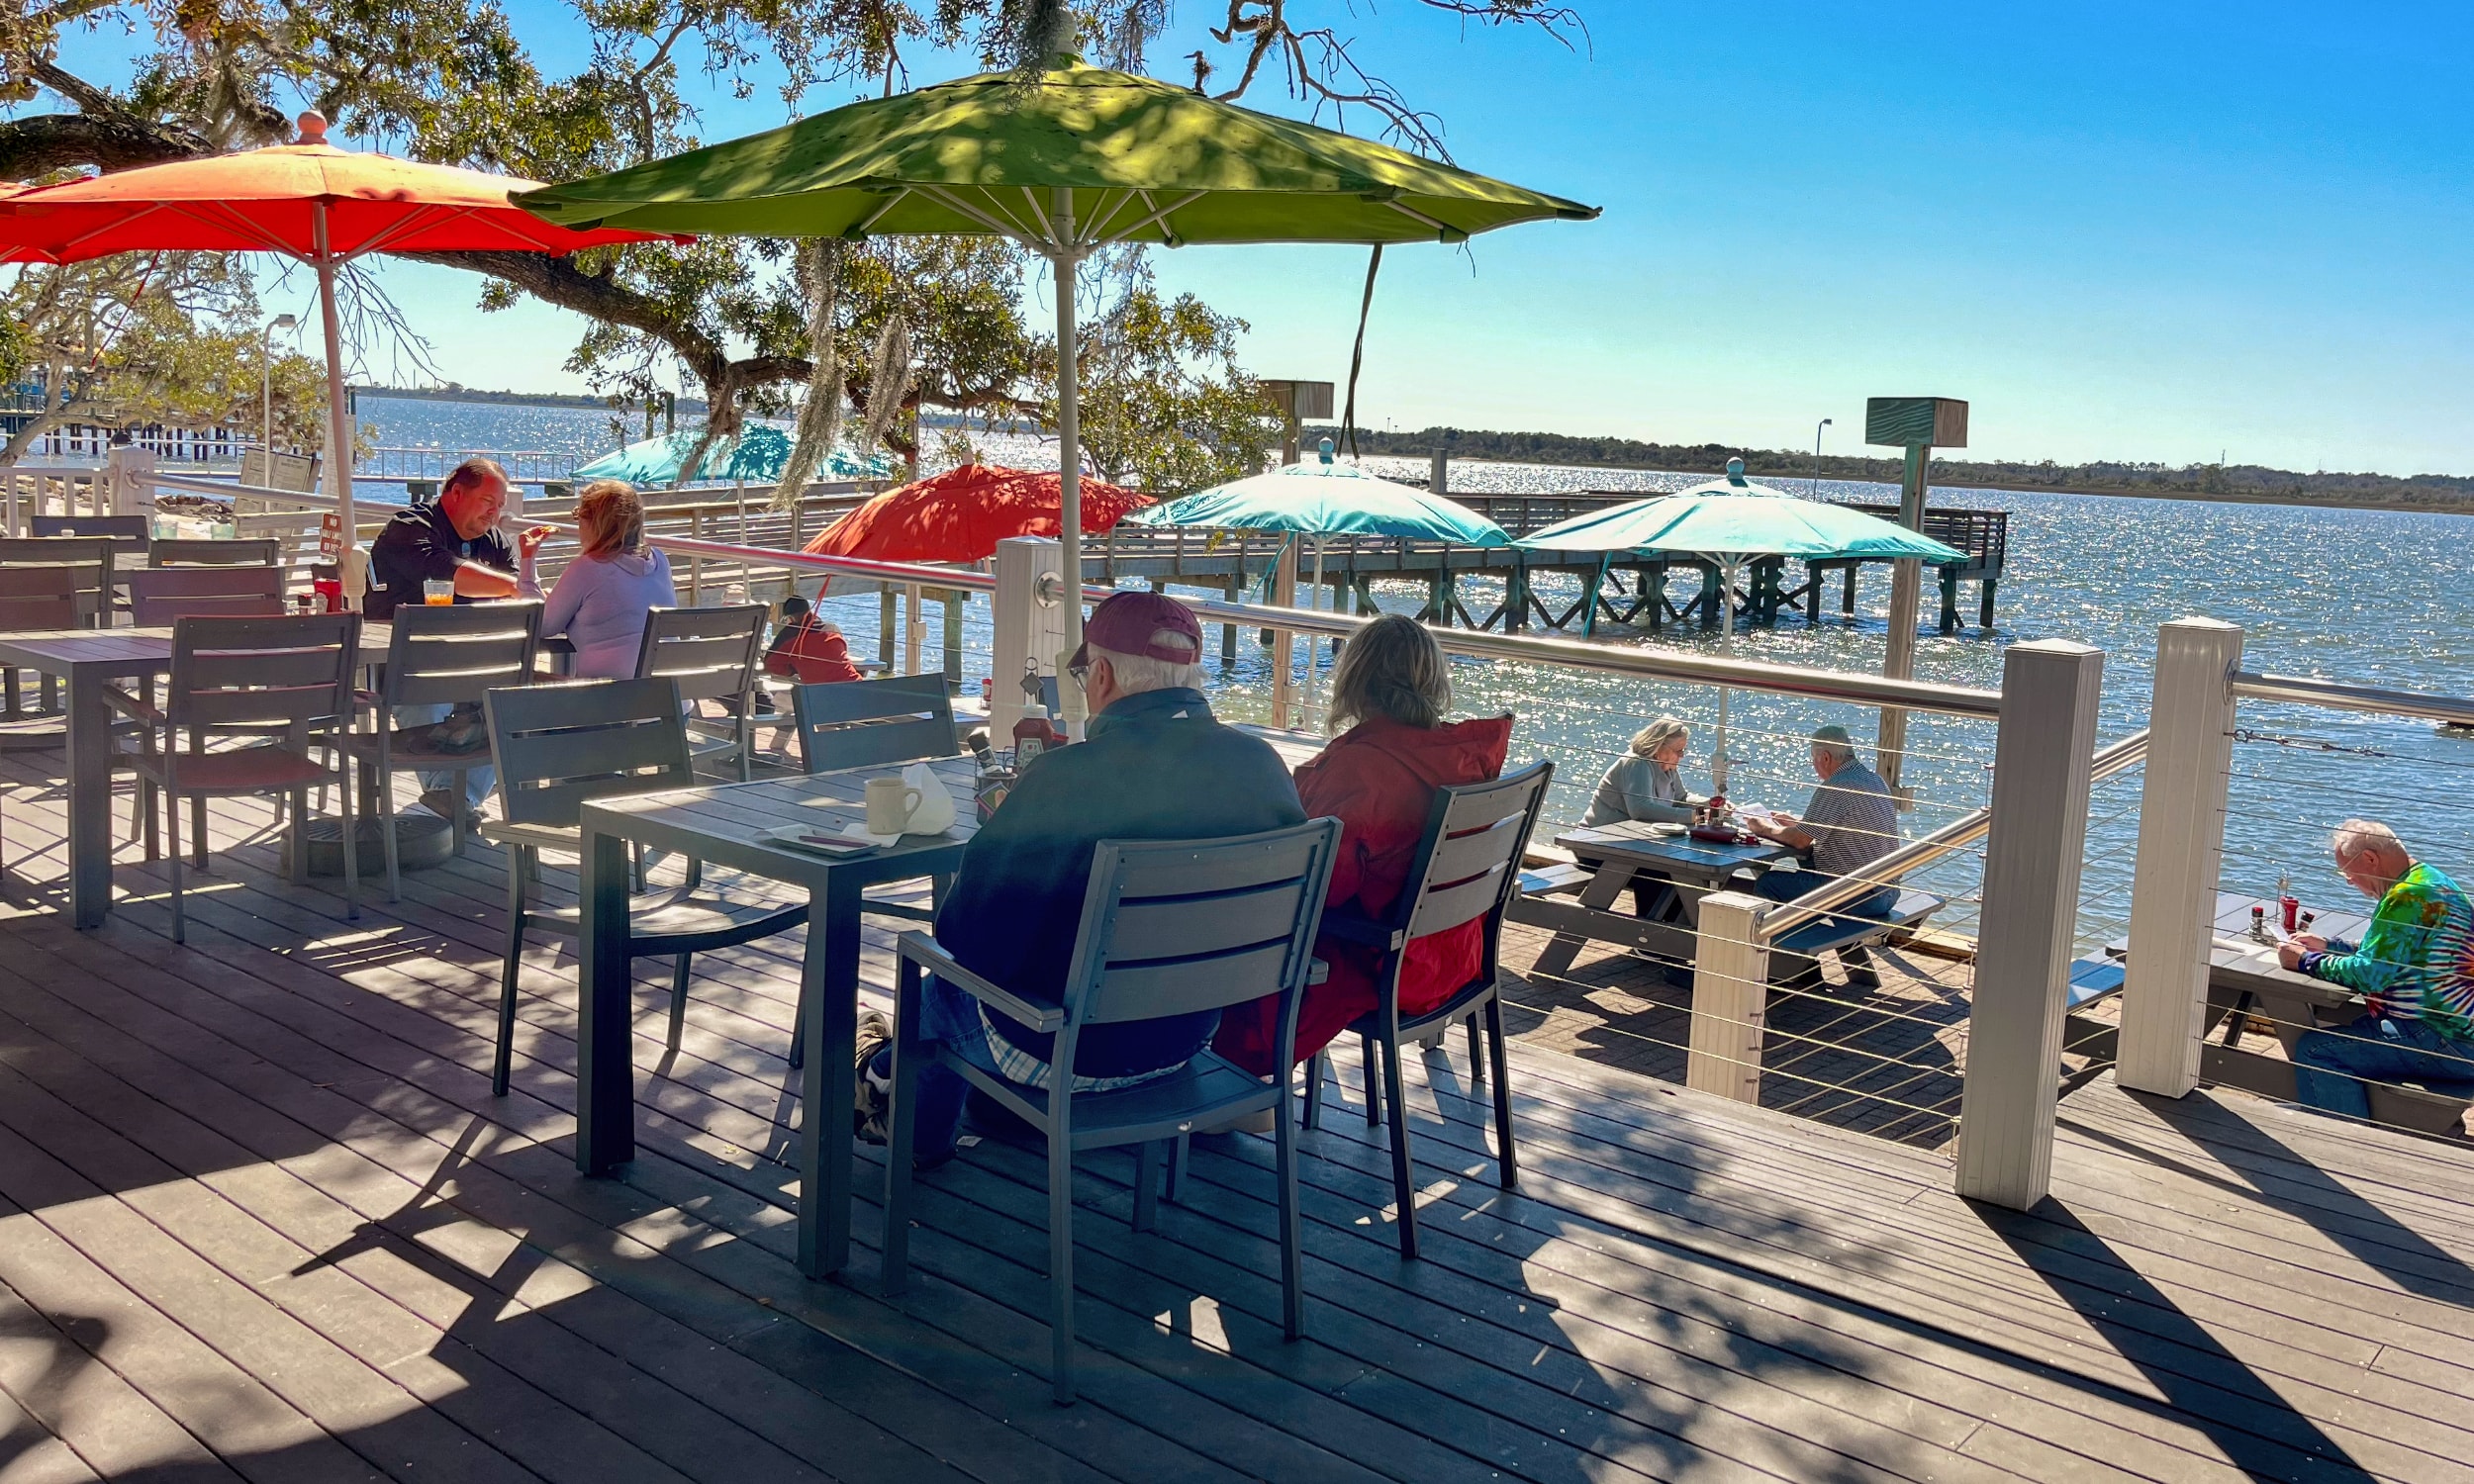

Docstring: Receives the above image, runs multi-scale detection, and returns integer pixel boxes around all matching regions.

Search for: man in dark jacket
[867,590,1304,1160]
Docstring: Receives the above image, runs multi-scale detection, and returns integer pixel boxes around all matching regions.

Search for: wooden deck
[0,764,2466,1481]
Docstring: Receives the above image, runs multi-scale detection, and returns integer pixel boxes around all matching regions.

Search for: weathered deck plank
[0,759,2463,1481]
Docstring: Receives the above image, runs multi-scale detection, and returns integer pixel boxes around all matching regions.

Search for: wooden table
[573,755,976,1277]
[1512,818,1791,978]
[2107,889,2368,1046]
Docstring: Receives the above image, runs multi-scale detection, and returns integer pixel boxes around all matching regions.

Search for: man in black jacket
[867,591,1304,1160]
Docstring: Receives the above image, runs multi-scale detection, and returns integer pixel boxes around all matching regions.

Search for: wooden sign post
[1864,396,1968,798]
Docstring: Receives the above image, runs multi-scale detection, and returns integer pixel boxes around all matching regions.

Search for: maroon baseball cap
[1068,590,1203,671]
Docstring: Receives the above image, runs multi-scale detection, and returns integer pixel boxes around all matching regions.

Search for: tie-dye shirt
[2297,862,2474,1041]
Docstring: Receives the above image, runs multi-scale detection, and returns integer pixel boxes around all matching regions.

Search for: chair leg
[882,959,927,1295]
[1362,1031,1381,1128]
[1380,1033,1419,1260]
[1275,1067,1305,1340]
[1132,1140,1161,1234]
[668,955,692,1049]
[1049,1121,1078,1405]
[378,765,402,903]
[336,761,357,921]
[1301,1053,1326,1130]
[165,789,185,945]
[1166,1132,1189,1204]
[287,785,308,885]
[1485,995,1518,1190]
[493,845,528,1097]
[189,792,207,872]
[1467,1014,1486,1090]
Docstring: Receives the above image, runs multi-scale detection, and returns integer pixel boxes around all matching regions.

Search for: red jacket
[764,615,863,684]
[1215,712,1513,1075]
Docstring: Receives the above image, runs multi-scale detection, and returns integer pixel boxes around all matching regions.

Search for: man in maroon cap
[862,590,1305,1161]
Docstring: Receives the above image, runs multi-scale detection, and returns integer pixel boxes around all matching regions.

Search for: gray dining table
[573,754,977,1278]
[1512,817,1793,978]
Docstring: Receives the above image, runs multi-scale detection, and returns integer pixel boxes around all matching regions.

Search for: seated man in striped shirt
[1741,724,1902,919]
[2280,819,2474,1116]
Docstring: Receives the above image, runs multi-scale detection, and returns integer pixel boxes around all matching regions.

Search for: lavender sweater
[531,549,676,679]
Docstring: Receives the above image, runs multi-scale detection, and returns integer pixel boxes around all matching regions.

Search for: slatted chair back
[484,677,695,830]
[635,604,765,705]
[164,613,359,730]
[790,673,958,773]
[378,599,542,709]
[129,564,287,624]
[0,537,115,625]
[30,513,148,559]
[150,537,283,568]
[1397,759,1556,960]
[1055,822,1341,1053]
[0,565,78,632]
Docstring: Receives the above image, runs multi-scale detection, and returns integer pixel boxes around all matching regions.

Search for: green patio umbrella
[1518,458,1964,789]
[573,424,893,486]
[518,52,1596,666]
[1126,441,1509,722]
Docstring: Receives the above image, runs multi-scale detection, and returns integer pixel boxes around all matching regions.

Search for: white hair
[1092,628,1203,696]
[2332,818,2409,870]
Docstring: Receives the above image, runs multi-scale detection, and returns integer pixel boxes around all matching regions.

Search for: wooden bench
[1767,887,1944,990]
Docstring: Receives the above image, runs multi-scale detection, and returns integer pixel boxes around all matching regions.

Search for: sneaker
[853,1010,893,1144]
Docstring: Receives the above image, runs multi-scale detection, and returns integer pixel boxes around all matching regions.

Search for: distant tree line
[1313,424,2474,510]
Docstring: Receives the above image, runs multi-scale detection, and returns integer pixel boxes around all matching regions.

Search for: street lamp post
[1812,417,1832,498]
[260,314,298,465]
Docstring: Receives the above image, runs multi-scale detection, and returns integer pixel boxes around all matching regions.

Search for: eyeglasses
[1068,661,1091,689]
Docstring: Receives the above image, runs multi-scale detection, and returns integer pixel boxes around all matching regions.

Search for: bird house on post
[1260,379,1335,466]
[1864,396,1968,802]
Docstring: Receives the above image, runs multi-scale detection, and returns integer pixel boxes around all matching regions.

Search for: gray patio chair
[0,537,117,641]
[346,600,541,896]
[479,677,808,1093]
[634,604,766,783]
[1301,759,1553,1259]
[150,537,283,568]
[881,817,1342,1405]
[30,513,147,558]
[127,564,287,624]
[0,565,159,868]
[103,613,362,943]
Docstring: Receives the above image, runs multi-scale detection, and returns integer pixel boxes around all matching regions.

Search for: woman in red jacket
[1216,613,1512,1077]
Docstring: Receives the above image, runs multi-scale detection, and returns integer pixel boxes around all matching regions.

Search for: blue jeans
[2291,1013,2474,1118]
[1748,864,1899,920]
[392,701,493,809]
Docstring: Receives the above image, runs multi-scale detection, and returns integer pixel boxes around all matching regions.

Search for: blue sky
[50,2,2474,473]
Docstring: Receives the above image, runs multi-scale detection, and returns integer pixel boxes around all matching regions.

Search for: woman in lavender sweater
[527,479,676,678]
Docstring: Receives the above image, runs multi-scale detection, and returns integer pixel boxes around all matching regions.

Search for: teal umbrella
[1131,444,1509,724]
[1518,457,1965,789]
[574,424,895,486]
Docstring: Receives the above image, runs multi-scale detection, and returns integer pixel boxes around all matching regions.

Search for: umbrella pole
[1713,557,1739,796]
[1051,238,1088,733]
[1303,535,1329,730]
[312,205,360,609]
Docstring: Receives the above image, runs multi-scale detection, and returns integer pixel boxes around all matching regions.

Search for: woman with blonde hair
[530,478,677,678]
[1215,612,1513,1075]
[1584,714,1702,825]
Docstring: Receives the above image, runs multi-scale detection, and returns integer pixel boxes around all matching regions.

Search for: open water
[361,393,2474,941]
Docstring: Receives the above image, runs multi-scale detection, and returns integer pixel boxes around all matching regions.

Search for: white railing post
[992,535,1064,738]
[1955,638,2103,1210]
[2117,617,2244,1097]
[1687,891,1770,1103]
[104,446,155,520]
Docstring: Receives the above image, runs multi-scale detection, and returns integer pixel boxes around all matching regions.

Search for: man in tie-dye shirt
[2278,819,2474,1117]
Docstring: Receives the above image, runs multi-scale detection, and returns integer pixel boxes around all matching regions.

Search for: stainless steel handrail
[2232,671,2474,729]
[1753,728,2149,943]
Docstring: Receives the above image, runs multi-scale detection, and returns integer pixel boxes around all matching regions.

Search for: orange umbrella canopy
[805,464,1152,564]
[0,114,674,264]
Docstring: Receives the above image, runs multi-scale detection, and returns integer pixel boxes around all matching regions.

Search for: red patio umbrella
[0,111,682,603]
[804,464,1151,565]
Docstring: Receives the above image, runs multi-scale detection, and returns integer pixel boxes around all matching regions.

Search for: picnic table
[2103,889,2367,1049]
[1509,817,1792,978]
[572,753,977,1277]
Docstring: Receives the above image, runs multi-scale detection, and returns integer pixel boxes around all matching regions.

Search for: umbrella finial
[1726,455,1747,485]
[1317,436,1336,465]
[295,111,330,145]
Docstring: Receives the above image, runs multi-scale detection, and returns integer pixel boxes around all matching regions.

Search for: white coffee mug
[865,775,924,836]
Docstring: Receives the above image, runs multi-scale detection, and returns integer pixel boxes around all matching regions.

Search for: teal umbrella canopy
[574,425,894,486]
[1517,458,1963,563]
[1128,452,1509,547]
